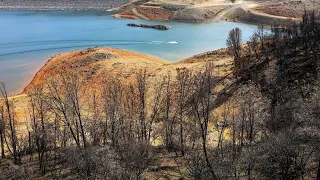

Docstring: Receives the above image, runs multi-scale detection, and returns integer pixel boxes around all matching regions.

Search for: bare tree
[0,82,19,164]
[0,105,5,159]
[27,85,49,175]
[227,27,242,59]
[137,70,147,143]
[101,78,124,148]
[164,73,172,149]
[46,72,92,176]
[63,73,87,149]
[147,77,165,142]
[227,28,242,77]
[191,63,218,179]
[88,89,103,146]
[176,68,193,156]
[46,75,81,149]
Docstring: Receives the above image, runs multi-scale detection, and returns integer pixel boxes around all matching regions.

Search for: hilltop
[23,47,232,93]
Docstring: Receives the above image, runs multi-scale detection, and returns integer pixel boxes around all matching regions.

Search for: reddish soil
[135,6,174,21]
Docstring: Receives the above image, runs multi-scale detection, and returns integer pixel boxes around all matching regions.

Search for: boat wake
[151,41,179,44]
[0,39,179,58]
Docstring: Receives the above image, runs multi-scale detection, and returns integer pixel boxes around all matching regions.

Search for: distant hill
[0,0,129,10]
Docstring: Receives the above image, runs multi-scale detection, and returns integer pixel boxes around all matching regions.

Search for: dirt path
[212,1,253,22]
[248,8,300,21]
[212,1,300,23]
[194,0,245,8]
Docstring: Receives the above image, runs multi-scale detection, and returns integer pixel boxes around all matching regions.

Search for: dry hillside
[16,47,233,132]
[4,47,234,179]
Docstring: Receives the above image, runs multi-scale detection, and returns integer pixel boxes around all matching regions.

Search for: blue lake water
[0,10,267,94]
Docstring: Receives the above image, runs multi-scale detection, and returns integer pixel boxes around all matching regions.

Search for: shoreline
[16,46,231,97]
[0,7,286,27]
[0,2,299,26]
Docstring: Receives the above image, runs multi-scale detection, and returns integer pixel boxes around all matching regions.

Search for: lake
[0,10,266,94]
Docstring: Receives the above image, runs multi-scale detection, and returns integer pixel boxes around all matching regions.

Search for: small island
[127,23,171,30]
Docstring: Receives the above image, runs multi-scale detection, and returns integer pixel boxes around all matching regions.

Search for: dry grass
[5,47,237,179]
[11,47,234,137]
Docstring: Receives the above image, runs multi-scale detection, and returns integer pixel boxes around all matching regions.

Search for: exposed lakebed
[0,10,268,94]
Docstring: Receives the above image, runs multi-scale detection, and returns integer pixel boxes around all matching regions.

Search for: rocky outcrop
[127,23,171,30]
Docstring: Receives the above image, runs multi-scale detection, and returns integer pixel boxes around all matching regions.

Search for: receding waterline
[0,10,268,94]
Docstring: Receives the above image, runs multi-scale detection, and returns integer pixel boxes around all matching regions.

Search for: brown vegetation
[1,10,320,180]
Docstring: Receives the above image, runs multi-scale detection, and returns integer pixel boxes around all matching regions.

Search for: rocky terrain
[0,0,129,10]
[127,23,171,30]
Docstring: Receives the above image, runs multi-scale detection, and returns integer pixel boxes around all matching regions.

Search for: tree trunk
[180,106,184,156]
[201,130,218,180]
[28,131,32,161]
[317,157,320,180]
[0,131,5,158]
